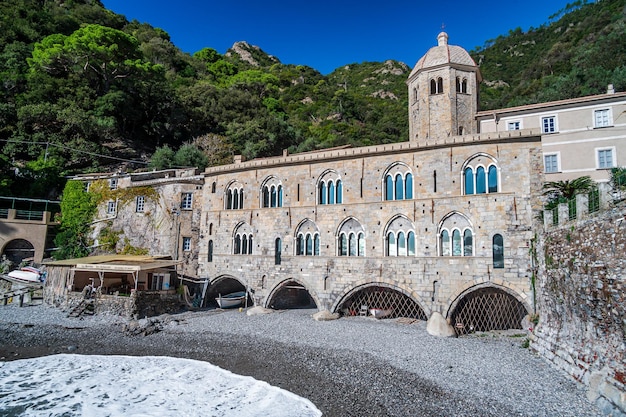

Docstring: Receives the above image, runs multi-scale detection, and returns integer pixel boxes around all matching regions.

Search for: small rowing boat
[1,267,45,288]
[369,308,393,319]
[216,291,247,308]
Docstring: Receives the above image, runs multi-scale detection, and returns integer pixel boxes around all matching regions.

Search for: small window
[181,193,193,210]
[208,240,213,262]
[544,154,559,173]
[275,238,282,265]
[109,178,118,190]
[597,148,615,169]
[493,234,504,268]
[211,181,216,193]
[594,109,611,128]
[182,237,191,251]
[507,121,521,131]
[135,196,145,213]
[541,116,556,133]
[107,201,116,215]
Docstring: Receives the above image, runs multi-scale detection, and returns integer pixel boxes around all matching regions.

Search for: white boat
[1,267,44,288]
[369,308,393,319]
[216,291,247,308]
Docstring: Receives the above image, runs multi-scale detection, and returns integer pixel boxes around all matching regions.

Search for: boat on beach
[369,308,393,319]
[0,267,45,288]
[216,291,247,308]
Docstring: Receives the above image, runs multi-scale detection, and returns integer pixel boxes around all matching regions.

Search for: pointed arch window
[318,171,343,205]
[338,218,365,257]
[437,77,443,94]
[385,216,416,257]
[439,213,474,257]
[463,156,499,195]
[296,219,320,256]
[226,183,244,209]
[384,164,414,201]
[430,79,437,95]
[261,177,283,208]
[233,223,253,255]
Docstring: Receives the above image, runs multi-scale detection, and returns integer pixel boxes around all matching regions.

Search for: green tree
[148,145,176,170]
[543,176,594,208]
[54,180,98,260]
[174,143,209,170]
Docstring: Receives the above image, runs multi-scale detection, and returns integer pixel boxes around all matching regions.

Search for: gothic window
[261,176,283,208]
[295,219,320,256]
[225,182,244,209]
[384,163,413,201]
[430,79,437,95]
[437,77,443,94]
[211,181,216,193]
[456,77,461,93]
[233,223,253,255]
[385,216,416,257]
[461,78,468,93]
[318,171,343,205]
[338,218,365,256]
[463,154,499,195]
[492,234,504,268]
[439,212,474,257]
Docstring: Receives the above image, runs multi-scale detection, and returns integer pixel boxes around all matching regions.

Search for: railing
[543,183,618,229]
[15,210,44,221]
[0,208,8,219]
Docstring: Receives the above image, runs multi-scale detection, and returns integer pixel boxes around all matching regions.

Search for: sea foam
[0,354,322,417]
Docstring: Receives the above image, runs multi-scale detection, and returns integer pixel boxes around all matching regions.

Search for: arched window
[385,175,394,201]
[226,182,245,209]
[338,218,365,257]
[233,223,253,255]
[456,77,461,93]
[476,167,486,194]
[464,167,474,195]
[395,173,404,200]
[463,155,499,195]
[439,213,474,257]
[440,230,450,256]
[463,229,473,256]
[387,232,396,256]
[493,234,504,268]
[319,182,327,204]
[318,171,343,205]
[336,180,343,204]
[208,240,213,262]
[413,87,418,102]
[488,166,498,193]
[384,216,416,257]
[209,223,213,235]
[295,219,320,256]
[384,163,413,201]
[437,77,443,94]
[261,177,283,208]
[405,173,413,199]
[275,238,282,265]
[211,181,216,193]
[461,78,468,94]
[430,79,437,95]
[458,126,464,135]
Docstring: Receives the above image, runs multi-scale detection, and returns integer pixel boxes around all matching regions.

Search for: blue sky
[102,0,574,75]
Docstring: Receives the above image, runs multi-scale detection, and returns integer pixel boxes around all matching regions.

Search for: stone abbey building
[70,32,545,332]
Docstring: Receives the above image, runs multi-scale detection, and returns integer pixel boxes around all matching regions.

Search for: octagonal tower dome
[407,32,481,141]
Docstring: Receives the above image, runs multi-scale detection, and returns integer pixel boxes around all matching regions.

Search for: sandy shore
[0,303,602,417]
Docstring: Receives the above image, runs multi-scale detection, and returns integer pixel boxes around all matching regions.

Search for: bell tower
[407,32,481,142]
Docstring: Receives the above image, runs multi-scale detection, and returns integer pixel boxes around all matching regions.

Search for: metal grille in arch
[340,286,427,320]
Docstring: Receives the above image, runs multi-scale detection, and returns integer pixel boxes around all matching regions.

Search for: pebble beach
[0,303,602,417]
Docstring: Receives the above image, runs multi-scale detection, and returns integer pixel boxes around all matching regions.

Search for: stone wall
[532,202,626,415]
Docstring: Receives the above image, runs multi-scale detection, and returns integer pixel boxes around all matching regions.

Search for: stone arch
[461,152,500,195]
[265,277,319,310]
[382,162,413,201]
[206,274,252,307]
[332,282,428,319]
[445,281,531,335]
[383,214,416,257]
[1,238,36,266]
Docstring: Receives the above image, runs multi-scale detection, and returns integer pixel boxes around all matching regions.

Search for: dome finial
[437,31,448,46]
